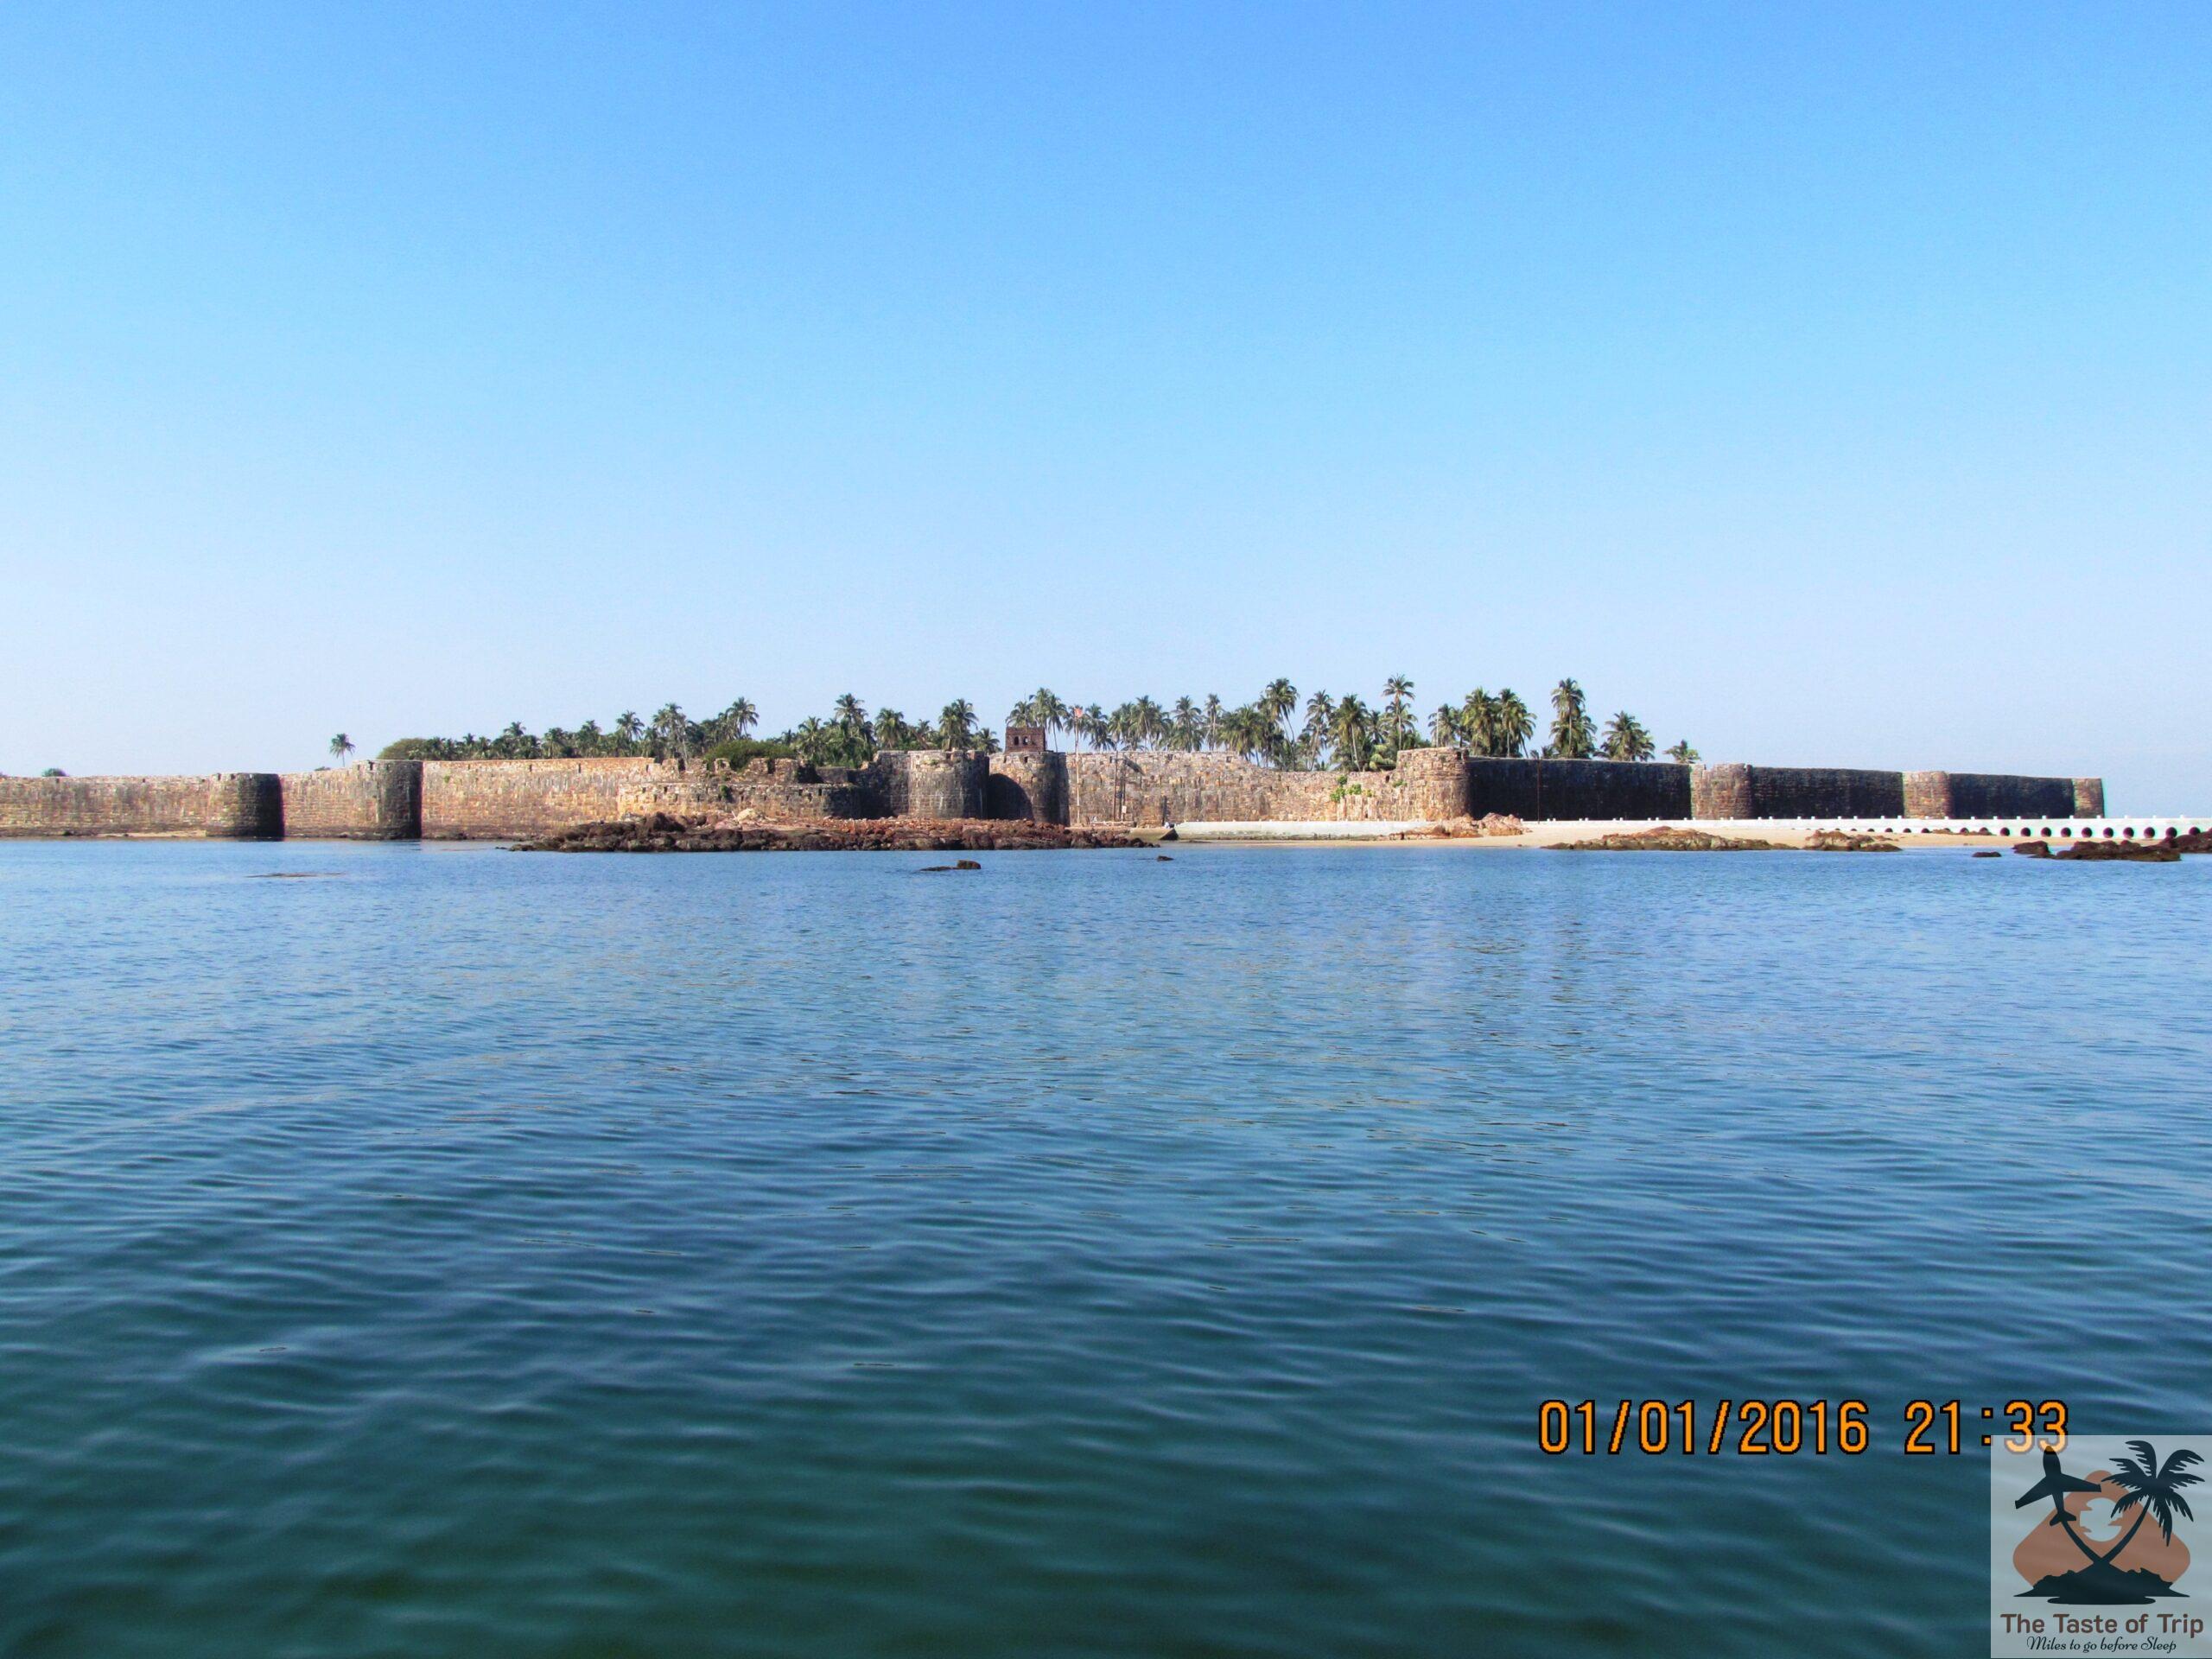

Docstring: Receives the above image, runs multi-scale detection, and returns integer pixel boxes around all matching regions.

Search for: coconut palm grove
[375,678,1697,773]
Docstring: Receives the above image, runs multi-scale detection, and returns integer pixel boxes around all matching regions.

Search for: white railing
[1166,816,2207,843]
[1669,816,2205,842]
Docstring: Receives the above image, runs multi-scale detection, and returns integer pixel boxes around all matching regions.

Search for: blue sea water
[2,838,2208,1657]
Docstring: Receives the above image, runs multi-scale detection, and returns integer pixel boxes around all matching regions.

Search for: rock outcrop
[1555,826,1779,852]
[513,814,1142,854]
[1807,830,1900,852]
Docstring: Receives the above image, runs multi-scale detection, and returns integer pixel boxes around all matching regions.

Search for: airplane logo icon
[2014,1447,2107,1528]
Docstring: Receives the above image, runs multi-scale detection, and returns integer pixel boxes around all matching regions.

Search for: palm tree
[1459,689,1495,756]
[1382,676,1414,752]
[576,718,605,754]
[1081,706,1114,751]
[1025,688,1067,747]
[1131,696,1168,749]
[1665,740,1700,766]
[1548,679,1594,759]
[614,710,645,754]
[872,708,912,752]
[1427,704,1461,749]
[1302,690,1336,766]
[1217,704,1266,762]
[1494,690,1534,758]
[651,703,690,761]
[1600,711,1654,762]
[833,693,868,738]
[1169,696,1200,751]
[791,716,832,766]
[1260,678,1298,744]
[936,699,977,749]
[1201,694,1224,751]
[329,733,354,765]
[1331,695,1374,771]
[2098,1441,2203,1566]
[712,699,758,743]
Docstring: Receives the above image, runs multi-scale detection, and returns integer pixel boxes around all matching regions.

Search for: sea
[3,837,2208,1657]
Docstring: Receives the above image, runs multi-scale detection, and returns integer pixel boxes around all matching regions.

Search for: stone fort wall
[0,750,2107,837]
[277,760,423,839]
[0,772,282,838]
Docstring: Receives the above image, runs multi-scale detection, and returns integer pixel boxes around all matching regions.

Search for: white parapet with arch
[1164,815,2208,844]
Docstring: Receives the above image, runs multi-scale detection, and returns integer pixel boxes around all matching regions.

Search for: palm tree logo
[2012,1440,2202,1605]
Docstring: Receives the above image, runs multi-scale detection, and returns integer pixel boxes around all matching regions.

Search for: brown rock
[2055,839,2179,862]
[1556,825,1778,852]
[1807,830,1899,852]
[513,815,1141,854]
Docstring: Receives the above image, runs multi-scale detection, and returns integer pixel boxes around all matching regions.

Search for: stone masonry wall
[1692,764,1906,820]
[0,773,282,837]
[1064,752,1433,826]
[987,752,1068,823]
[1942,772,2080,819]
[870,750,988,820]
[618,757,877,823]
[1902,770,1953,818]
[0,751,2114,838]
[420,757,664,839]
[1461,757,1692,821]
[278,761,423,839]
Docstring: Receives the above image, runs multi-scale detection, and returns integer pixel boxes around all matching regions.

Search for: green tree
[575,719,605,754]
[613,710,645,754]
[1261,678,1299,744]
[872,708,914,751]
[1494,690,1534,757]
[936,700,977,749]
[1134,696,1168,749]
[329,733,354,765]
[493,721,539,759]
[1169,696,1201,751]
[791,716,832,766]
[711,699,759,744]
[1331,695,1374,771]
[1201,694,1224,750]
[1080,705,1114,751]
[1382,676,1414,752]
[1548,679,1593,759]
[1302,690,1336,766]
[1028,688,1068,747]
[1600,711,1654,762]
[1427,703,1460,749]
[1665,740,1700,766]
[1459,689,1495,755]
[650,703,691,761]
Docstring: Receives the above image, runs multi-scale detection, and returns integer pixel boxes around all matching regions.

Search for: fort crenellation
[0,748,2106,840]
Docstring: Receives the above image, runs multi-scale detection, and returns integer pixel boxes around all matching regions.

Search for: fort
[0,748,2107,840]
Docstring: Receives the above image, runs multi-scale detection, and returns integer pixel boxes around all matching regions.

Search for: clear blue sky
[3,3,2206,807]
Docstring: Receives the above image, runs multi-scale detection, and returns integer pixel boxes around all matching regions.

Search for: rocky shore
[512,812,1144,854]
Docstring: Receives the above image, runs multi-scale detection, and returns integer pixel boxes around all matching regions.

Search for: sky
[1,3,2206,808]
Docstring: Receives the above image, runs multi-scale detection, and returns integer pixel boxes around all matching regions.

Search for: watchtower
[1005,725,1048,753]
